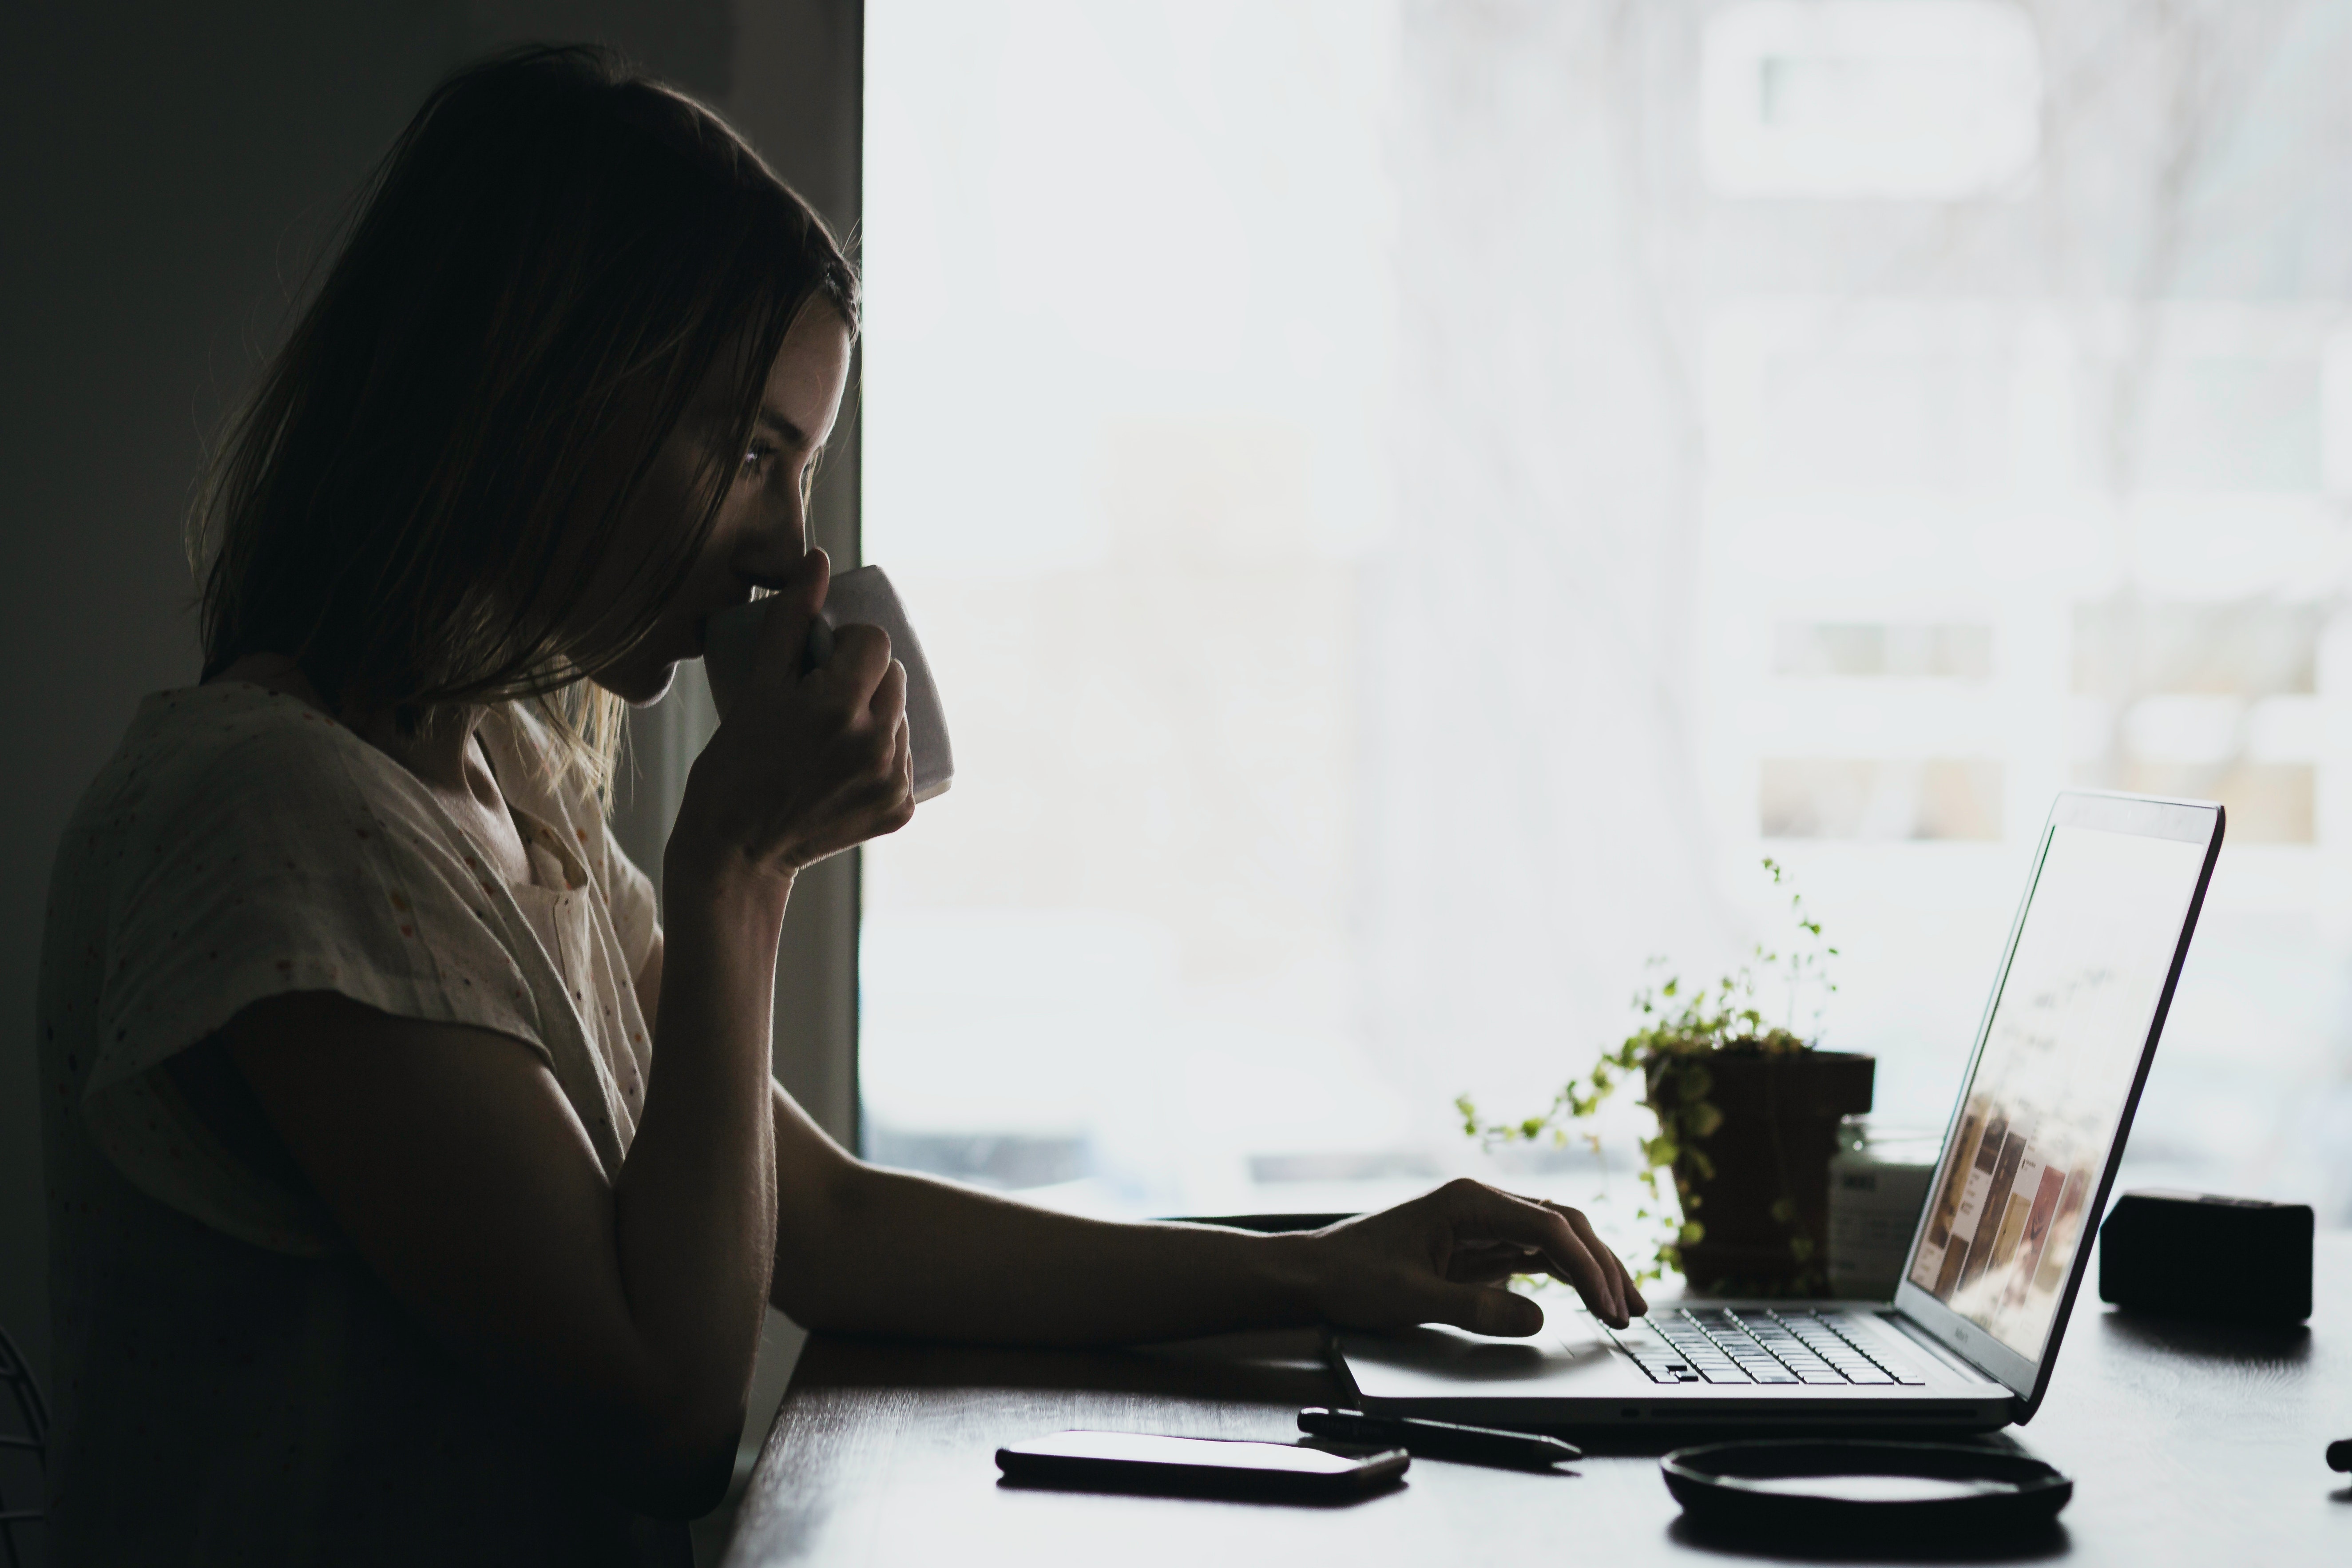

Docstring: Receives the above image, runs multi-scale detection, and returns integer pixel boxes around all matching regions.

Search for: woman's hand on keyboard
[1300,1179,1647,1335]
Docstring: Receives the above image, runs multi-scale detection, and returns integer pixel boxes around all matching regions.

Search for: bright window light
[861,0,2352,1237]
[1701,0,2041,198]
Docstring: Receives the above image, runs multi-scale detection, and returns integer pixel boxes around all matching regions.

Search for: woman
[36,46,1641,1564]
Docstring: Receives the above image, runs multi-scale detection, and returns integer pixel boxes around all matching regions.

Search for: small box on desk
[2098,1190,2312,1324]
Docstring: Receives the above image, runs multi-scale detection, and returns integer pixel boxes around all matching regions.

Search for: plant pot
[1647,1049,1875,1295]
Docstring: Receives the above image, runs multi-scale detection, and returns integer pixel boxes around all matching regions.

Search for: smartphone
[995,1430,1408,1500]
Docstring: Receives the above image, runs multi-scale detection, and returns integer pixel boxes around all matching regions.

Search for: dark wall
[0,0,857,1395]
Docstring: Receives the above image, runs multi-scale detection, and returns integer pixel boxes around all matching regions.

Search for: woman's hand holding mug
[673,548,915,884]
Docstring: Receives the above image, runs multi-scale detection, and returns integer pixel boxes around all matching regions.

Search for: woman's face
[590,303,853,705]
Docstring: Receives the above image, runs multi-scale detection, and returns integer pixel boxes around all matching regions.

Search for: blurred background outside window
[857,0,2352,1246]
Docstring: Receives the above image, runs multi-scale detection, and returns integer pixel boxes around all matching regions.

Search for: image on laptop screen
[1905,819,2209,1361]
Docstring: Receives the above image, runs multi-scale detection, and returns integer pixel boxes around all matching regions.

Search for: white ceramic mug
[702,564,955,803]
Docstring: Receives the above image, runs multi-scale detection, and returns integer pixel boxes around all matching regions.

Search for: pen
[1298,1407,1581,1468]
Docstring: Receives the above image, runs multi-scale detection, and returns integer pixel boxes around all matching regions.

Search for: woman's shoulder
[52,683,482,927]
[128,678,364,759]
[50,682,552,1064]
[78,681,414,842]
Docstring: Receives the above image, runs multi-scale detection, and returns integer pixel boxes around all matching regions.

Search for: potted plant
[1458,860,1871,1295]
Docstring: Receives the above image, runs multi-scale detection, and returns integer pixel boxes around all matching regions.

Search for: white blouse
[37,682,684,1564]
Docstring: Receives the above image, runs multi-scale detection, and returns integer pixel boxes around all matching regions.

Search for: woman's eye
[742,443,777,474]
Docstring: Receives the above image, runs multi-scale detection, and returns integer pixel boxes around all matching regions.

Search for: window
[861,0,2352,1239]
[1700,0,2041,199]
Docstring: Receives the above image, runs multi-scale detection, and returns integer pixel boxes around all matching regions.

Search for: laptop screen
[1903,816,2211,1362]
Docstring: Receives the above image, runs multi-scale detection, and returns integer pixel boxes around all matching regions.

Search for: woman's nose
[733,501,809,587]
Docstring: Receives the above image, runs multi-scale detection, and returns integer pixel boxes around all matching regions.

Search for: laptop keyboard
[1607,1308,1929,1387]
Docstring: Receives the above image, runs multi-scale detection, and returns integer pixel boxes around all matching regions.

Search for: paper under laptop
[1333,791,2224,1432]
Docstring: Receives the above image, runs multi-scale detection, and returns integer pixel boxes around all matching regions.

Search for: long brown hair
[191,44,857,798]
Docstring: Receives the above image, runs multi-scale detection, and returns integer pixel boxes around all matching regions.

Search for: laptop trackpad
[1337,1317,1640,1401]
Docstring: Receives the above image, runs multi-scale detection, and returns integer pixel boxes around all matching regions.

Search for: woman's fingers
[1441,1181,1626,1327]
[1446,1241,1542,1285]
[813,637,907,801]
[1495,1187,1646,1320]
[1618,1248,1646,1317]
[680,566,927,878]
[1549,1200,1647,1318]
[1306,1181,1650,1339]
[1445,1217,1644,1314]
[868,656,909,735]
[746,549,830,682]
[820,622,896,706]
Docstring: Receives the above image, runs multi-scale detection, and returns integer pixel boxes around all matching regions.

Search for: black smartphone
[996,1430,1408,1500]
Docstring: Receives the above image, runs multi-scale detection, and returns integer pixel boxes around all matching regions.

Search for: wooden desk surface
[724,1235,2352,1565]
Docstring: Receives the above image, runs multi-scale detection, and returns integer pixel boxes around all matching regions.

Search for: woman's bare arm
[758,1081,1641,1345]
[229,557,912,1518]
[226,860,784,1516]
[629,871,1642,1345]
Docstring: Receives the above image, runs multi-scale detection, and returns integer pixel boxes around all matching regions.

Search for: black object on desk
[1661,1440,2071,1540]
[1298,1407,1581,1468]
[2099,1189,2313,1323]
[996,1430,1409,1501]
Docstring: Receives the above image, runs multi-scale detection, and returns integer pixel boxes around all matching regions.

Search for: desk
[723,1235,2351,1565]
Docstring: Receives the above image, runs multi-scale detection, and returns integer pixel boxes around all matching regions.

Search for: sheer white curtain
[1366,2,1731,1117]
[860,0,2352,1231]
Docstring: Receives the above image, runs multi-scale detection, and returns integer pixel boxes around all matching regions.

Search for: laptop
[1331,790,2225,1432]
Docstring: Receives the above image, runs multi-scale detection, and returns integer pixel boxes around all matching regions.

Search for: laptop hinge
[1882,1311,2007,1388]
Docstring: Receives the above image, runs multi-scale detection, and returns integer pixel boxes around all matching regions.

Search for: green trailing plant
[1456,858,1838,1286]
